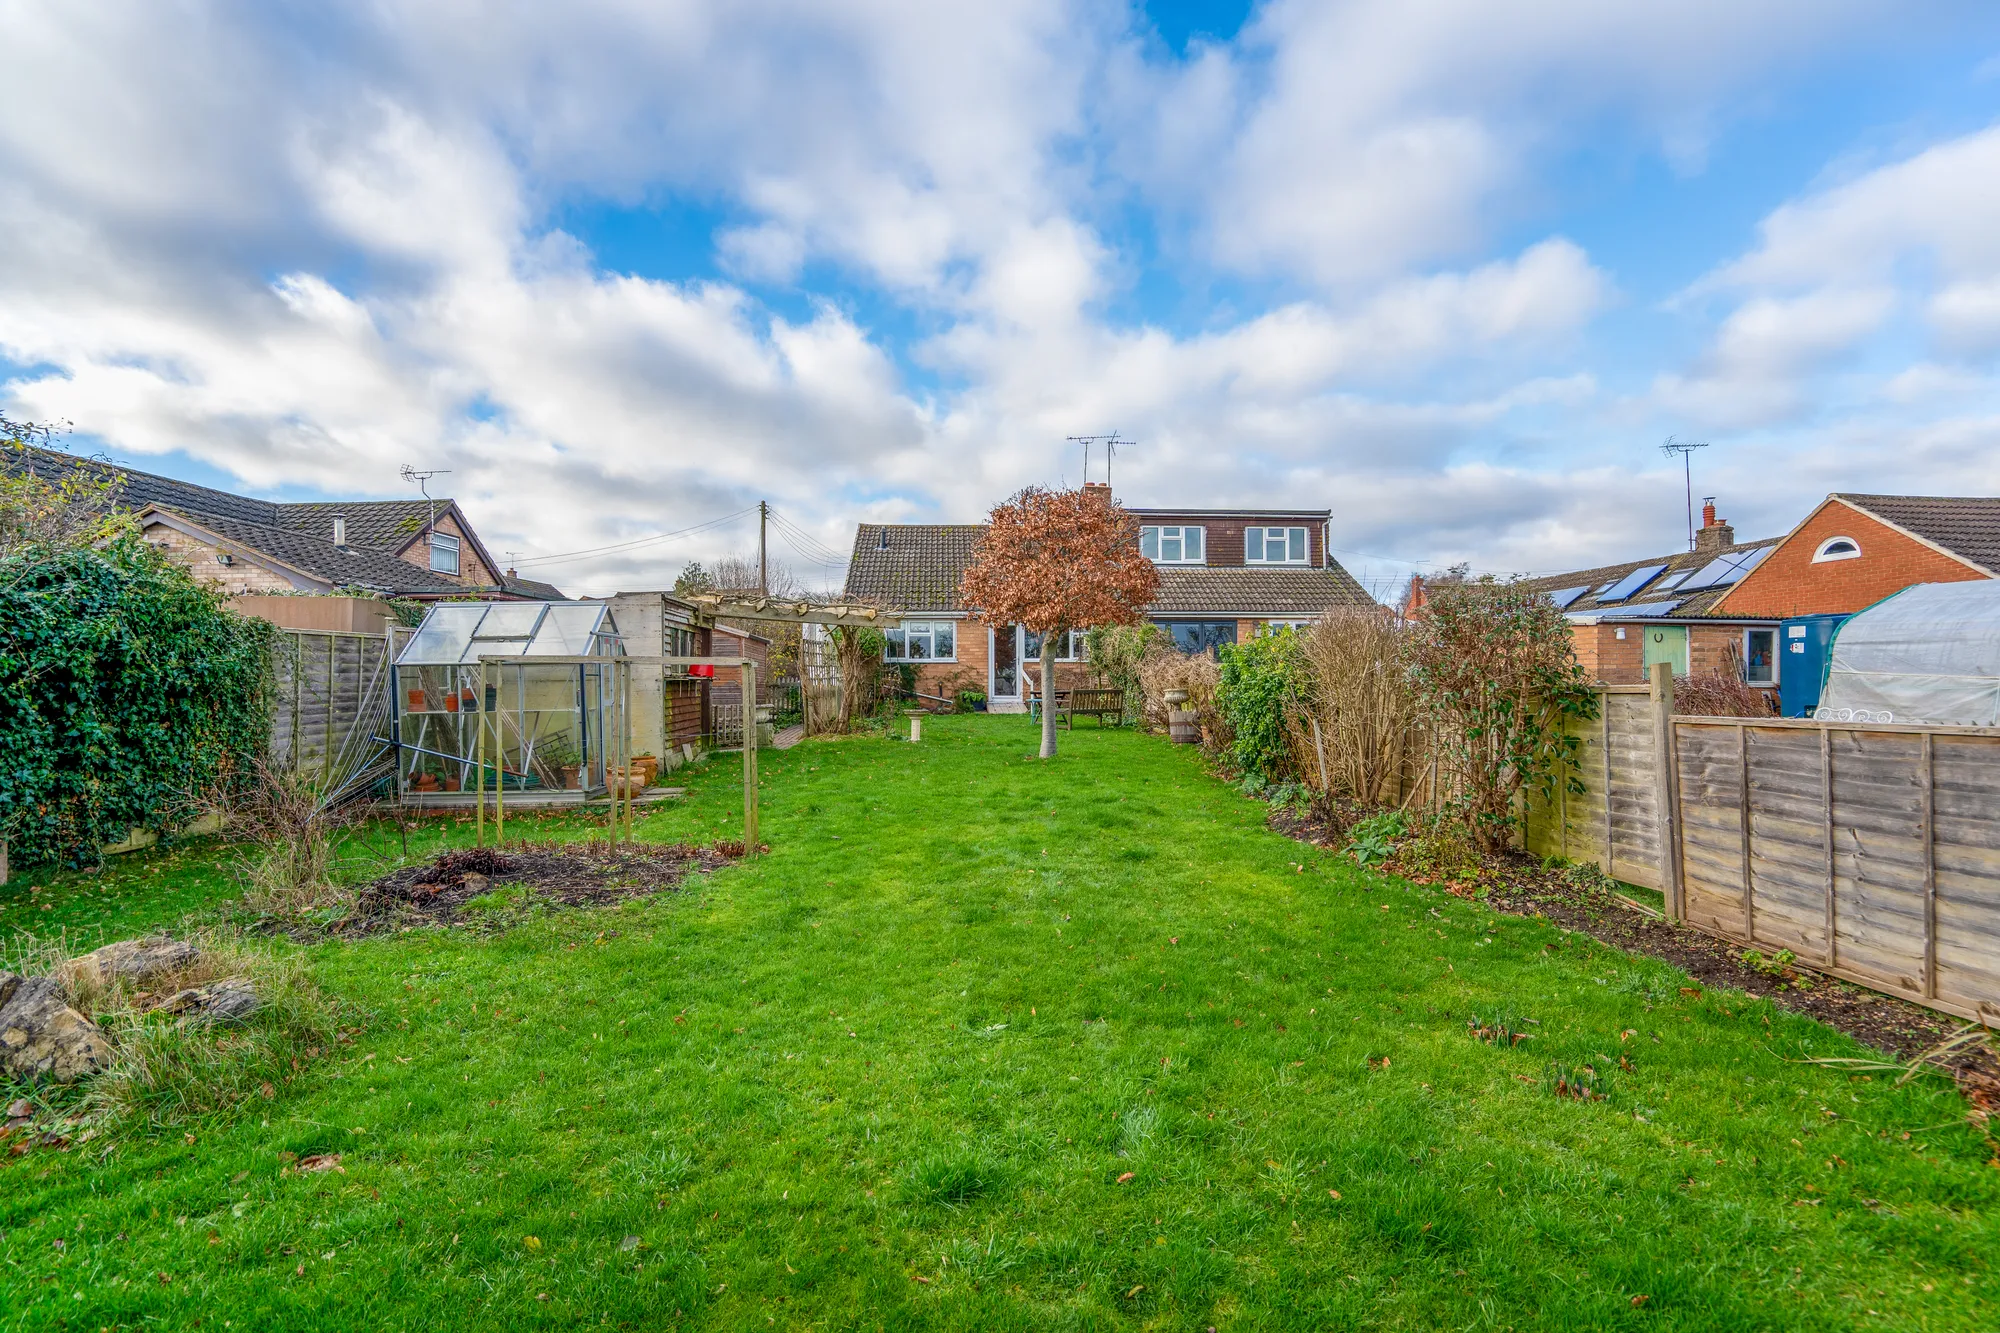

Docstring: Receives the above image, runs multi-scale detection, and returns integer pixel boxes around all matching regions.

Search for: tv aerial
[1067,433,1130,486]
[1659,437,1709,551]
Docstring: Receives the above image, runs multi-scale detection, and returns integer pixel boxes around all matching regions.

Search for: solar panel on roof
[1607,599,1683,619]
[1678,545,1773,593]
[1546,585,1590,609]
[1598,563,1669,603]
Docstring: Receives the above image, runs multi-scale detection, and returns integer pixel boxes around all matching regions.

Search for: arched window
[1812,536,1861,563]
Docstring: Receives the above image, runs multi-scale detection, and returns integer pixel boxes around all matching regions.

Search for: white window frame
[883,620,958,663]
[1743,627,1778,686]
[428,531,461,574]
[1140,525,1206,565]
[1259,620,1313,636]
[1024,628,1085,661]
[1812,536,1862,563]
[1245,526,1309,564]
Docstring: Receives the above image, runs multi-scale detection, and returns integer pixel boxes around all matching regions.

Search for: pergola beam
[682,594,899,627]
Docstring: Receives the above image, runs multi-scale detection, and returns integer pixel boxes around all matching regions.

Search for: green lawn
[2,715,1994,1330]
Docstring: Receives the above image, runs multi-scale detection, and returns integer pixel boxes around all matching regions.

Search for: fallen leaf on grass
[1328,1190,1342,1200]
[297,1154,343,1174]
[524,1235,542,1251]
[620,1235,641,1252]
[1116,1172,1135,1184]
[1631,1295,1650,1307]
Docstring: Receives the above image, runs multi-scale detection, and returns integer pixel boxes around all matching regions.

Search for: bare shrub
[1136,646,1229,750]
[1674,647,1772,718]
[225,760,355,916]
[1289,609,1412,805]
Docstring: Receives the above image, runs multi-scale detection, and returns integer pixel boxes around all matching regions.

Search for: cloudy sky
[4,1,2000,597]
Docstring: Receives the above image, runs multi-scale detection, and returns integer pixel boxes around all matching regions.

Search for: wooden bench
[1029,686,1127,728]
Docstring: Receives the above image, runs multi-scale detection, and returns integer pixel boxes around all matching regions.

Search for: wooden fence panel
[267,629,397,798]
[1531,694,2000,1022]
[1933,734,2000,1015]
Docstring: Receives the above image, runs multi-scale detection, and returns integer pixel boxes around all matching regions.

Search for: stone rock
[0,973,115,1083]
[63,937,199,991]
[157,978,259,1026]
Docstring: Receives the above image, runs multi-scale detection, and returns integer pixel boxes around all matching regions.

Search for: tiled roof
[844,522,1374,617]
[844,525,988,610]
[144,508,469,595]
[1147,565,1373,615]
[9,445,541,595]
[1512,536,1781,620]
[275,499,438,550]
[1834,494,2000,576]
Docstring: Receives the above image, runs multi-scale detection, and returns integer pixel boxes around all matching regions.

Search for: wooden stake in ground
[959,484,1159,760]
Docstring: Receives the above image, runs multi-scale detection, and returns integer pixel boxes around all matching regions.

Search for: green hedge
[0,541,273,867]
[1216,630,1302,781]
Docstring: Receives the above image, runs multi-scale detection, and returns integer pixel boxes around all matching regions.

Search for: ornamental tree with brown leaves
[960,485,1160,758]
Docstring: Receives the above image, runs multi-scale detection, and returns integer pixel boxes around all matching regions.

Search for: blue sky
[4,1,2000,597]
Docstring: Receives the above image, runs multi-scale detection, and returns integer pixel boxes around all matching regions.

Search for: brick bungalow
[7,445,562,601]
[842,486,1375,708]
[1510,502,1784,695]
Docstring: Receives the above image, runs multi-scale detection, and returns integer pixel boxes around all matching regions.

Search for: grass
[1,714,1994,1330]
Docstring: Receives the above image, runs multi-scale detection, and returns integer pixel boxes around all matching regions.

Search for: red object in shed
[689,663,715,678]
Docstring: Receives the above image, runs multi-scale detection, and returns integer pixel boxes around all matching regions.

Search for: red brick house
[842,487,1374,708]
[7,445,561,601]
[1712,494,1998,618]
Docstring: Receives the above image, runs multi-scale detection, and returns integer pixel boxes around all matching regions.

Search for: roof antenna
[400,464,452,556]
[1659,437,1708,552]
[1066,433,1128,490]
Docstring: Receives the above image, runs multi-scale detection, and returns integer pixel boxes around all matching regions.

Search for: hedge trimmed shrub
[0,540,272,867]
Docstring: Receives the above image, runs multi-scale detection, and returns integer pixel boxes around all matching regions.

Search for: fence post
[1921,731,1936,999]
[742,660,759,858]
[1649,662,1684,922]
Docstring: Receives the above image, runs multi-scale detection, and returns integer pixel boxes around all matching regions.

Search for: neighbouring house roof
[1148,565,1372,615]
[9,445,552,598]
[1512,536,1783,621]
[1830,494,2000,576]
[844,522,1373,618]
[140,507,470,596]
[844,525,988,611]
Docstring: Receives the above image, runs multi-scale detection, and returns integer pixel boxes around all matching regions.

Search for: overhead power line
[508,507,758,570]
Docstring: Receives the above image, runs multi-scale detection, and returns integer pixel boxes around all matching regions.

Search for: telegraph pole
[758,500,769,595]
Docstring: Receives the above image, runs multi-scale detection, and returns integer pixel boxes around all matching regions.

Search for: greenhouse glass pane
[398,604,486,664]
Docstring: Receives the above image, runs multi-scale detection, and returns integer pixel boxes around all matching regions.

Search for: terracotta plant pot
[407,689,426,711]
[444,695,459,713]
[560,765,580,790]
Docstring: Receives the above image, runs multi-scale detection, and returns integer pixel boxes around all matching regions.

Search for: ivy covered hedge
[0,541,273,867]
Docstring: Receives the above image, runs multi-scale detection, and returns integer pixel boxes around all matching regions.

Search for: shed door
[1642,625,1688,677]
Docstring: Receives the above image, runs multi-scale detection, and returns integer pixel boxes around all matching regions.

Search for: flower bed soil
[339,841,744,935]
[1271,807,2000,1119]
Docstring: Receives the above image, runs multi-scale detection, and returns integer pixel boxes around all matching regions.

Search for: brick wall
[394,510,502,588]
[909,616,990,700]
[1716,500,1987,618]
[1569,622,1644,683]
[143,519,305,596]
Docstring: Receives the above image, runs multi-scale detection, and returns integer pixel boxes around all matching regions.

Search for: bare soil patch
[339,840,743,935]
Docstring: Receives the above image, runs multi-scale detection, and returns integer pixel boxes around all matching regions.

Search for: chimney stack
[1082,482,1112,501]
[1694,496,1735,553]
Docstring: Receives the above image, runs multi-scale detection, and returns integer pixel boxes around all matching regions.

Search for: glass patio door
[991,625,1020,699]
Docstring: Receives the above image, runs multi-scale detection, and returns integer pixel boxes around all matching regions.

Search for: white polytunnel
[392,601,626,800]
[1816,581,2000,727]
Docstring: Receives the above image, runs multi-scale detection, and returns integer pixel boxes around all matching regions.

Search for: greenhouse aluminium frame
[391,601,626,806]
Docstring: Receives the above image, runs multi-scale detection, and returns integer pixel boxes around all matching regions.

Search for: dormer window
[429,531,461,574]
[1140,525,1204,564]
[1812,536,1861,563]
[1246,526,1308,564]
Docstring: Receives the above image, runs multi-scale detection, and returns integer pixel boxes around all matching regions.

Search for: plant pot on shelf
[560,765,581,790]
[407,689,426,711]
[444,694,459,713]
[442,775,461,792]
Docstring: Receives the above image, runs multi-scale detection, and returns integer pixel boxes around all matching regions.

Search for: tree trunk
[1038,636,1059,759]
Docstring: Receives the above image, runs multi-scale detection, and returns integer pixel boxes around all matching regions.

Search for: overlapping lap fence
[1526,669,2000,1024]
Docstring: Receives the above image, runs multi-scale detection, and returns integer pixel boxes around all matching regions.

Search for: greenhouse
[1817,580,2000,727]
[392,601,627,802]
